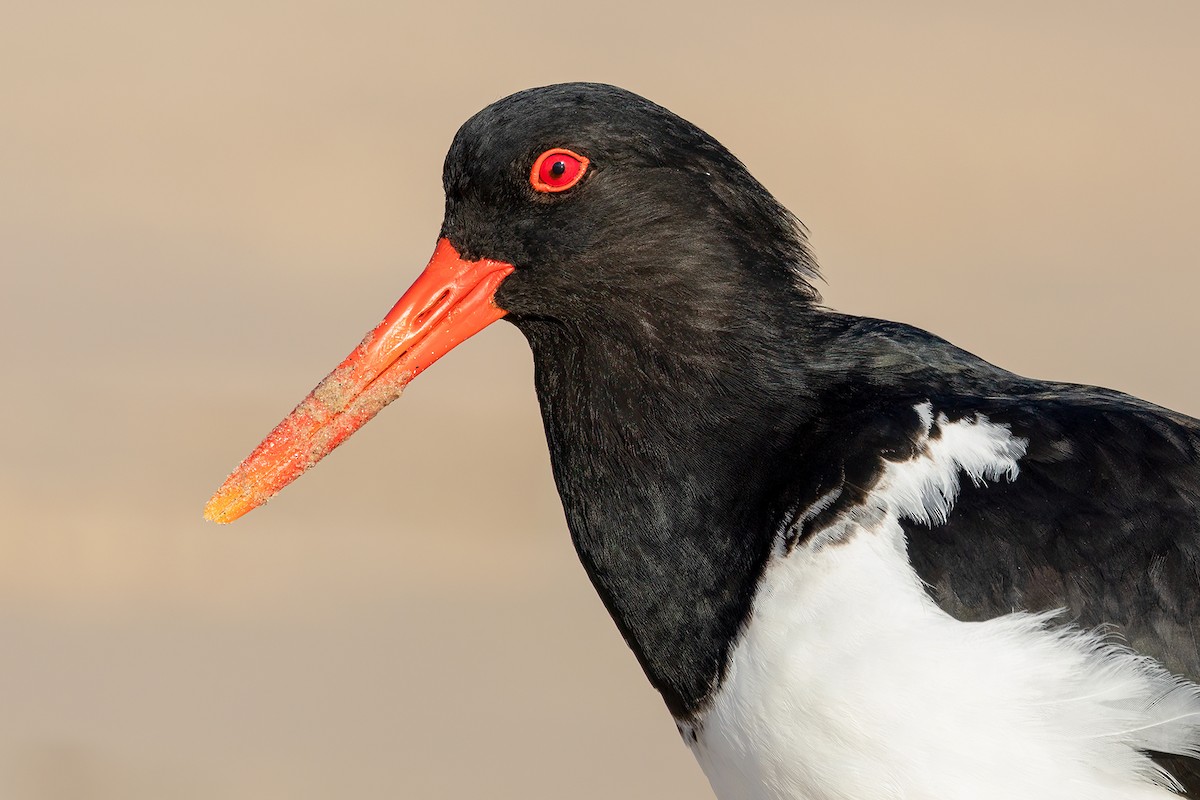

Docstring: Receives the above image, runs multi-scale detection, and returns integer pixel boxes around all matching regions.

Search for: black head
[207,83,834,717]
[440,83,820,345]
[437,85,832,717]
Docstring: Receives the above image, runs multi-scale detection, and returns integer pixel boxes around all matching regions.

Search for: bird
[205,83,1200,799]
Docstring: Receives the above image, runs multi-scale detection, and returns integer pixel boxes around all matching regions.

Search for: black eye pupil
[550,160,566,178]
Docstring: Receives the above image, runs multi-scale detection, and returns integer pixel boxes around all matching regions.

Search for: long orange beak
[204,238,515,524]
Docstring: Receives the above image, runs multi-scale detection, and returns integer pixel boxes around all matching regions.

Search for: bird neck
[519,311,823,719]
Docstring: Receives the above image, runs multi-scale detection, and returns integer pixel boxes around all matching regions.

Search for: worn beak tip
[201,503,228,525]
[202,486,252,525]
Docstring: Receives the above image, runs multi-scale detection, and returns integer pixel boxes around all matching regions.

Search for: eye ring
[530,148,589,193]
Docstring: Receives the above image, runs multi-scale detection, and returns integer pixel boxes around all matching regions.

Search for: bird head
[204,82,817,524]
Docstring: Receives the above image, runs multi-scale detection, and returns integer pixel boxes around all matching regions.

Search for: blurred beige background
[2,2,1198,798]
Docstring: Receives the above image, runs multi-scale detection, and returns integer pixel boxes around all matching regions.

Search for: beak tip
[203,490,249,524]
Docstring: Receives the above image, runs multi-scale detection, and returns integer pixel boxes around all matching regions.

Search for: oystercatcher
[205,83,1200,799]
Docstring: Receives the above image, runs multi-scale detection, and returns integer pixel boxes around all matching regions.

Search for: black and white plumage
[210,83,1200,798]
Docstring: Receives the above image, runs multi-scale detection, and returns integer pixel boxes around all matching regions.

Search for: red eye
[530,148,589,193]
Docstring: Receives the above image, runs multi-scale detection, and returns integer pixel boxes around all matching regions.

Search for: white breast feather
[688,403,1200,800]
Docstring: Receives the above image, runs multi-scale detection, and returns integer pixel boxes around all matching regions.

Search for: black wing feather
[896,392,1200,794]
[809,318,1200,792]
[904,393,1200,680]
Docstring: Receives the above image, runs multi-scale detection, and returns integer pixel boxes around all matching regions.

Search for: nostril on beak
[416,289,452,325]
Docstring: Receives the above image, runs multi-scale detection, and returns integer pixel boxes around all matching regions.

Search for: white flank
[689,404,1200,800]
